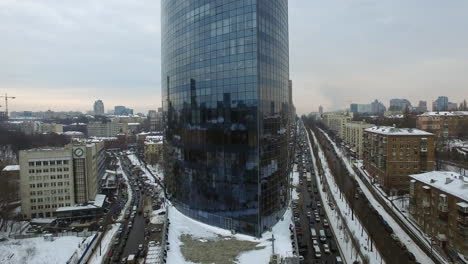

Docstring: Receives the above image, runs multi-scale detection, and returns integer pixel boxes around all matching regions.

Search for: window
[43,169,49,173]
[30,184,35,188]
[64,174,69,178]
[57,168,62,172]
[51,175,56,179]
[37,183,42,188]
[29,169,35,173]
[36,169,42,173]
[50,168,56,172]
[63,167,69,172]
[42,161,49,166]
[63,160,69,165]
[50,161,56,165]
[57,175,63,179]
[35,161,41,166]
[29,162,35,167]
[57,160,62,165]
[29,176,35,181]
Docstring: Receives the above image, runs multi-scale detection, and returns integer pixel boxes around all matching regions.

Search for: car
[323,219,329,227]
[323,243,330,254]
[306,211,312,218]
[315,217,320,222]
[312,239,319,247]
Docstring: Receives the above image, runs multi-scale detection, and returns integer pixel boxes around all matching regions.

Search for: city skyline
[1,0,468,114]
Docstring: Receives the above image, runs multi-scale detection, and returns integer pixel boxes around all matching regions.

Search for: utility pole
[0,93,16,117]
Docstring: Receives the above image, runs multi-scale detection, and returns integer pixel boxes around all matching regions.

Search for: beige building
[363,126,435,193]
[19,148,75,219]
[144,137,163,165]
[409,172,468,258]
[41,123,64,134]
[322,112,352,139]
[19,142,103,219]
[343,121,373,159]
[87,121,123,137]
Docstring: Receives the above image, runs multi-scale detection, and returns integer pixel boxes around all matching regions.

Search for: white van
[313,245,321,258]
[310,228,317,239]
[319,229,326,242]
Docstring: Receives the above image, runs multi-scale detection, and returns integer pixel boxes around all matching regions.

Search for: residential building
[416,111,468,137]
[322,112,352,139]
[93,100,105,115]
[144,138,163,165]
[363,126,435,194]
[41,123,64,134]
[162,0,291,236]
[1,165,20,201]
[19,142,104,219]
[409,171,468,258]
[87,121,123,137]
[433,96,449,111]
[343,121,373,159]
[148,110,163,132]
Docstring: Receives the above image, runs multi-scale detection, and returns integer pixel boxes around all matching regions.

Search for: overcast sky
[1,0,467,114]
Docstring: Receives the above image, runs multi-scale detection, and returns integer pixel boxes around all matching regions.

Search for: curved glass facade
[162,0,290,236]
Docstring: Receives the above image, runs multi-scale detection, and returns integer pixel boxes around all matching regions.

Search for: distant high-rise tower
[93,100,105,115]
[162,0,291,236]
[433,96,449,111]
[319,105,324,115]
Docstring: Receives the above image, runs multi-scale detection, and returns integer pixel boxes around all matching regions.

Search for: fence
[12,231,97,240]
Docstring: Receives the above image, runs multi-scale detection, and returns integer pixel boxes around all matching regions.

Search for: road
[295,129,342,263]
[309,125,413,264]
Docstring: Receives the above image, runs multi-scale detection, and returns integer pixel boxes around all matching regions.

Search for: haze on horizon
[1,0,467,114]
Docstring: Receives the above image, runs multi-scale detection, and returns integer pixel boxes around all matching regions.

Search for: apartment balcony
[438,203,448,213]
[457,202,468,214]
[457,223,468,237]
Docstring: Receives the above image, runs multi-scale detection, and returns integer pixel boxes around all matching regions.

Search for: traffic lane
[122,191,145,257]
[315,129,411,264]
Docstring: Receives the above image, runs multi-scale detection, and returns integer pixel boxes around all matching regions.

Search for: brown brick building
[363,126,435,194]
[416,111,468,137]
[409,171,468,259]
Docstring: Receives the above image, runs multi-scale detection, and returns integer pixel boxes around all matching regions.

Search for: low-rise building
[363,126,435,194]
[416,111,468,137]
[87,121,123,137]
[343,121,373,159]
[409,171,468,258]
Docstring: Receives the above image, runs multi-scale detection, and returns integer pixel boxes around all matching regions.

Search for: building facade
[19,142,104,219]
[416,111,468,137]
[343,121,373,159]
[1,165,20,201]
[409,172,468,258]
[322,112,352,139]
[433,96,449,111]
[363,126,435,193]
[87,121,123,137]
[93,100,105,115]
[162,0,291,236]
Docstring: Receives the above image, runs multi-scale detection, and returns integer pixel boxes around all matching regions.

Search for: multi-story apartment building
[144,139,163,165]
[1,165,20,201]
[343,121,373,159]
[363,126,435,193]
[322,112,352,139]
[416,111,468,137]
[87,121,123,137]
[19,142,104,219]
[409,171,468,258]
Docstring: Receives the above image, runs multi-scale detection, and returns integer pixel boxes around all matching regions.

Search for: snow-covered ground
[116,159,133,222]
[317,128,438,264]
[127,153,159,187]
[308,127,384,264]
[150,208,166,225]
[0,235,92,264]
[166,204,295,264]
[87,223,121,264]
[0,220,30,238]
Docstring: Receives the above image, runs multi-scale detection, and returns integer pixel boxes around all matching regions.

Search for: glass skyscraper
[162,0,291,236]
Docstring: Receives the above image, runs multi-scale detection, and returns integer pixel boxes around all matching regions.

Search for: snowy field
[166,204,294,264]
[87,224,121,264]
[317,128,437,264]
[0,235,93,264]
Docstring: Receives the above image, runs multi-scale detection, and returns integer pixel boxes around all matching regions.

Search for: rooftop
[365,126,433,136]
[2,165,20,172]
[410,171,468,202]
[419,111,468,117]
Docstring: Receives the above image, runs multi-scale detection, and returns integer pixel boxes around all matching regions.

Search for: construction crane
[0,93,16,117]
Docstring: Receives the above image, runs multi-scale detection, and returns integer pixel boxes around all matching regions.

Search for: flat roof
[419,111,468,117]
[410,171,468,202]
[56,194,106,212]
[365,126,433,136]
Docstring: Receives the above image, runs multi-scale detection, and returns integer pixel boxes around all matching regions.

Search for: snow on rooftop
[365,126,433,136]
[457,202,468,209]
[2,165,19,171]
[419,111,468,117]
[410,171,468,202]
[56,194,105,212]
